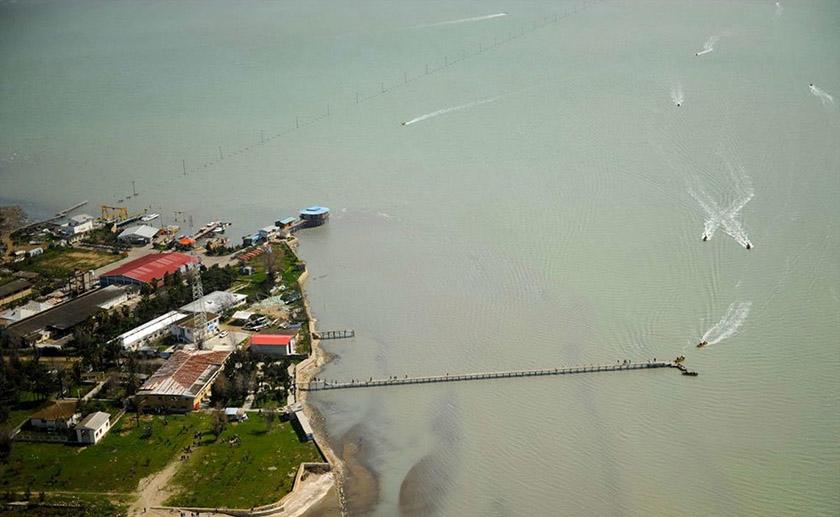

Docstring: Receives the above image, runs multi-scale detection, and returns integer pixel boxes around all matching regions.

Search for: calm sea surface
[2,1,838,514]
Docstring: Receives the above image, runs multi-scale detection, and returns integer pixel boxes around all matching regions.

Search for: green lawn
[0,413,207,493]
[6,399,48,430]
[165,414,323,509]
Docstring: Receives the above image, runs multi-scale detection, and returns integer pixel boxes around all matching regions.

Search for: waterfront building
[117,225,159,244]
[249,333,297,356]
[59,214,95,237]
[298,206,329,228]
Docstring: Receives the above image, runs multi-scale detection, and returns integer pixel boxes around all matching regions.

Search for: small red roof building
[249,333,297,356]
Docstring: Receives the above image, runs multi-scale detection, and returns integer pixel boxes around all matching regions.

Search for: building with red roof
[99,252,197,287]
[249,333,297,356]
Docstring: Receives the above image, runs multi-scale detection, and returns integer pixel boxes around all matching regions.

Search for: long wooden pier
[299,360,693,392]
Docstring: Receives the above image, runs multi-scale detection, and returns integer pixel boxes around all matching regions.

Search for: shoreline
[286,237,349,515]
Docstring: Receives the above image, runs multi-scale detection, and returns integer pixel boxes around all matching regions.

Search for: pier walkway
[299,360,692,392]
[313,329,355,340]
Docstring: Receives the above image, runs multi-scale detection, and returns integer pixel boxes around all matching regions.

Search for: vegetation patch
[165,413,322,509]
[11,248,121,280]
[0,413,207,494]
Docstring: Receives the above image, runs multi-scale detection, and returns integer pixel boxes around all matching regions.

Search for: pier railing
[313,329,355,340]
[299,360,692,391]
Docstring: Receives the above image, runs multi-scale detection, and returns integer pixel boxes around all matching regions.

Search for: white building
[28,400,79,430]
[75,411,111,444]
[60,214,95,236]
[171,312,221,343]
[117,225,159,245]
[258,225,278,239]
[180,291,247,315]
[115,311,186,352]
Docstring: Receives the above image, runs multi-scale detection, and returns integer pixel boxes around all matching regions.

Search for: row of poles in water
[170,0,607,180]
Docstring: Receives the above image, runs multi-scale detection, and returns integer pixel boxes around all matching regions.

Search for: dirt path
[128,458,183,516]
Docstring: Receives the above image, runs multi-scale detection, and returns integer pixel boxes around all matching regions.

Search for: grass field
[165,414,322,509]
[13,248,121,279]
[0,413,206,493]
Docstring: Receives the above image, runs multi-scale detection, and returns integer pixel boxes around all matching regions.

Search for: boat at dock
[141,213,160,222]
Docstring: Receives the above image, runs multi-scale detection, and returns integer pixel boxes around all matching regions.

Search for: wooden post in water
[218,146,223,159]
[182,159,186,176]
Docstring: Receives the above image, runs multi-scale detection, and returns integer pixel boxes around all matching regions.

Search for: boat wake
[701,302,751,345]
[690,157,754,248]
[402,96,501,126]
[695,35,720,56]
[809,83,835,107]
[670,81,684,107]
[412,13,507,29]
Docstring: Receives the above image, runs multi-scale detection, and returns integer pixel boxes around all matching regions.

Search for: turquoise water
[1,1,838,515]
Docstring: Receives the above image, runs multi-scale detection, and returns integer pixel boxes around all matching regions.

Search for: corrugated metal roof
[300,206,329,216]
[101,252,195,284]
[0,279,31,298]
[30,400,77,421]
[116,311,186,347]
[77,411,110,430]
[118,225,159,240]
[138,350,231,397]
[6,286,126,338]
[250,334,294,346]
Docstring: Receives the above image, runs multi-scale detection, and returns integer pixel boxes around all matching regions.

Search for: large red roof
[250,334,294,346]
[101,252,196,284]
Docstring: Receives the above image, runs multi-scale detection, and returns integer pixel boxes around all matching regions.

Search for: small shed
[75,411,111,444]
[225,407,248,422]
[231,310,255,325]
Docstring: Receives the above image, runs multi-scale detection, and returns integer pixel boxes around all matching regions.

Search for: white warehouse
[115,311,186,352]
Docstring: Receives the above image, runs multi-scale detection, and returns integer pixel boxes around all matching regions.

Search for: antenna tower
[187,216,207,349]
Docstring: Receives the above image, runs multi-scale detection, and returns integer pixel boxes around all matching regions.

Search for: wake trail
[701,302,752,345]
[809,84,835,107]
[671,81,684,106]
[402,96,502,126]
[412,13,507,29]
[695,35,720,57]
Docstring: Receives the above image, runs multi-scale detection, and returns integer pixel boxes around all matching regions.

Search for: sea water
[1,0,838,515]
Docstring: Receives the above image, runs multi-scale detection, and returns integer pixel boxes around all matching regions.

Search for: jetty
[299,359,695,392]
[13,200,89,232]
[313,329,355,340]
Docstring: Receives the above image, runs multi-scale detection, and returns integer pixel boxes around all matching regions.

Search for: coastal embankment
[286,238,349,515]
